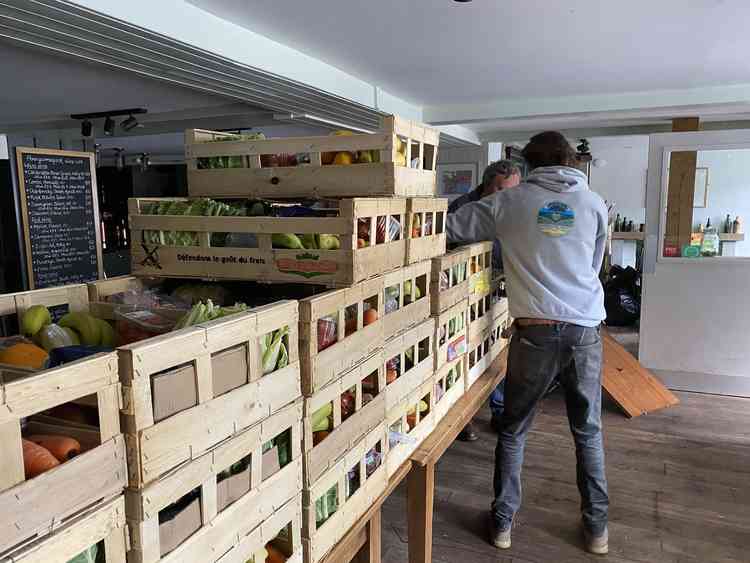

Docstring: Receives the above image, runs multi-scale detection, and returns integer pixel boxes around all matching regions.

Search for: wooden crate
[1,495,128,563]
[433,298,468,373]
[298,278,384,397]
[466,310,510,390]
[430,247,470,315]
[404,198,447,264]
[118,300,301,489]
[87,276,178,321]
[381,260,431,341]
[214,495,302,563]
[385,376,436,479]
[125,400,302,563]
[432,355,466,424]
[184,116,440,199]
[302,351,385,488]
[466,241,493,298]
[467,289,494,347]
[302,424,387,563]
[383,318,436,412]
[129,197,407,287]
[0,286,126,557]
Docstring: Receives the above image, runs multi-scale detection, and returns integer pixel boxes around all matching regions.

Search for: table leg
[407,462,435,563]
[354,508,382,563]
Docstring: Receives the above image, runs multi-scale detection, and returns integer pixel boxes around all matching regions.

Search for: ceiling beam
[424,87,750,126]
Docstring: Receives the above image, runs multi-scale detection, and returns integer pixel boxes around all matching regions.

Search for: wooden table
[408,352,507,563]
[320,351,508,563]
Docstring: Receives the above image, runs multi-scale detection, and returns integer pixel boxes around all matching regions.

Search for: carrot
[22,438,60,478]
[27,435,81,461]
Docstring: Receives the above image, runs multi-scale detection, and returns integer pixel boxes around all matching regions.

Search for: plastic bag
[317,316,337,352]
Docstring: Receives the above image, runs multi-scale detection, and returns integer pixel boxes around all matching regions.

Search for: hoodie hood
[525,166,589,193]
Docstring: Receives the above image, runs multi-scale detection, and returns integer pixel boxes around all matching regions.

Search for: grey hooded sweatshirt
[447,166,607,327]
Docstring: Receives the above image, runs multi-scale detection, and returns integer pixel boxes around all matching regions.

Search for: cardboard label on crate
[276,252,338,279]
[447,335,466,361]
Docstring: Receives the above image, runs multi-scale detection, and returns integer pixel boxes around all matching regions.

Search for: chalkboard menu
[16,147,103,289]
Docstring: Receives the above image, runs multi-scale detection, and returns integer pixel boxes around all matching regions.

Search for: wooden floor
[381,390,750,562]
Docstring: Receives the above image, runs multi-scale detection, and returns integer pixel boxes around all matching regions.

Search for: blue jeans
[492,323,609,535]
[489,380,505,418]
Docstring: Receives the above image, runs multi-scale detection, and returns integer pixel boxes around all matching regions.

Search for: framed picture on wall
[693,166,709,208]
[437,163,477,196]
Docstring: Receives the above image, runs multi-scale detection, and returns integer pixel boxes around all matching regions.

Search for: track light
[103,116,115,136]
[121,114,141,132]
[81,119,93,138]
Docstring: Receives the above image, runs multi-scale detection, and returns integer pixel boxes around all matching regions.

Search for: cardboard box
[211,344,249,397]
[262,445,281,481]
[151,364,198,422]
[159,495,202,556]
[216,464,251,512]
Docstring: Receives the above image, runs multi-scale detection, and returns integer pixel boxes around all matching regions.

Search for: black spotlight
[121,114,140,132]
[81,119,93,138]
[103,116,115,136]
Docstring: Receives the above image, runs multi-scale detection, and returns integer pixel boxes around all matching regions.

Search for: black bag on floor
[604,265,640,326]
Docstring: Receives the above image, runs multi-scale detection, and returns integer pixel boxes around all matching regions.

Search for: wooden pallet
[383,318,436,412]
[432,356,466,424]
[429,248,470,315]
[0,286,126,557]
[1,495,128,563]
[385,376,436,479]
[404,199,447,265]
[302,424,387,563]
[125,400,302,563]
[118,300,301,488]
[213,494,303,563]
[129,197,407,287]
[298,277,384,397]
[302,351,385,488]
[433,299,468,373]
[467,311,509,390]
[466,241,493,298]
[381,260,431,341]
[184,116,440,199]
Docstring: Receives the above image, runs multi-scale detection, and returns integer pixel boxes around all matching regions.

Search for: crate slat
[383,318,436,412]
[298,278,384,397]
[430,248,470,315]
[1,495,127,563]
[301,423,387,563]
[404,198,448,265]
[302,351,386,488]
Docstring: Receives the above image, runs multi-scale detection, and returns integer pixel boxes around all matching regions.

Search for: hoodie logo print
[537,201,575,237]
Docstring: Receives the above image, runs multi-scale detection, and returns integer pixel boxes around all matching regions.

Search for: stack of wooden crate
[0,286,128,563]
[123,115,448,563]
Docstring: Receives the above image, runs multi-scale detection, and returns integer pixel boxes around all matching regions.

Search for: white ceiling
[188,0,750,108]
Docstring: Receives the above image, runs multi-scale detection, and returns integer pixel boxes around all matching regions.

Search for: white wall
[694,149,750,255]
[588,135,648,227]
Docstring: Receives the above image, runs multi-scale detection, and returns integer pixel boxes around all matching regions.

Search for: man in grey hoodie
[446,131,610,555]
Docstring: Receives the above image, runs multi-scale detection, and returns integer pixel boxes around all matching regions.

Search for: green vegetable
[311,403,333,432]
[318,234,340,250]
[174,300,248,330]
[272,233,304,249]
[262,326,289,374]
[298,234,319,249]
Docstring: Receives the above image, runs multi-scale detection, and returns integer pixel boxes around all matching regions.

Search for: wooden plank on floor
[602,331,679,418]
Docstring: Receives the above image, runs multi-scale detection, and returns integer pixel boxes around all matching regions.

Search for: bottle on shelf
[627,220,634,233]
[614,214,621,232]
[734,216,743,234]
[725,214,733,234]
[701,222,720,257]
[706,217,712,231]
